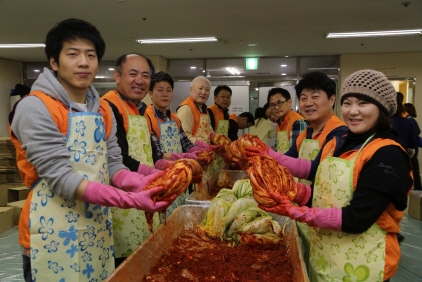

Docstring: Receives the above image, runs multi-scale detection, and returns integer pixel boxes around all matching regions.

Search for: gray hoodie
[11,68,125,200]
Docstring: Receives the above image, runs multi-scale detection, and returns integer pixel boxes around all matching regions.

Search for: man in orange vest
[268,87,308,153]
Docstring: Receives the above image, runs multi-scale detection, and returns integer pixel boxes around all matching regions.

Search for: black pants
[22,255,32,282]
[411,156,421,190]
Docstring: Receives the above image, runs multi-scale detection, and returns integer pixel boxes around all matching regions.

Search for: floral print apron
[157,115,187,217]
[111,96,160,259]
[213,118,229,171]
[29,106,114,281]
[309,136,386,282]
[277,113,294,153]
[196,113,214,181]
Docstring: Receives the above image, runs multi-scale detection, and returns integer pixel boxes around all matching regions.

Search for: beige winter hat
[341,69,397,117]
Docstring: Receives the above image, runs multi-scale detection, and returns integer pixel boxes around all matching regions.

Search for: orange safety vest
[10,91,113,250]
[177,96,207,136]
[101,89,151,133]
[144,104,181,139]
[208,104,227,131]
[295,114,346,151]
[320,137,412,279]
[276,110,304,141]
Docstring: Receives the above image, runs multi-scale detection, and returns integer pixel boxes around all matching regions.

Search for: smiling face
[149,80,173,113]
[190,78,211,106]
[50,38,98,102]
[341,96,379,134]
[269,93,292,120]
[299,88,335,127]
[114,55,151,103]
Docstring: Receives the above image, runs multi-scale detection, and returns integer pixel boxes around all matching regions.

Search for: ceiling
[1,0,422,89]
[1,0,421,63]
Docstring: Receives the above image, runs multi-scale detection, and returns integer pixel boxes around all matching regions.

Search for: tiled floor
[1,212,422,281]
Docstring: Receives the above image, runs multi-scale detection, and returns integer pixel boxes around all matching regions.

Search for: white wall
[0,59,23,137]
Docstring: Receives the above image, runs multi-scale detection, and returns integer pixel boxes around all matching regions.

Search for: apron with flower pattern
[296,138,320,273]
[157,115,187,217]
[111,97,160,259]
[309,135,386,282]
[213,118,229,171]
[196,112,214,181]
[277,113,294,153]
[29,105,114,281]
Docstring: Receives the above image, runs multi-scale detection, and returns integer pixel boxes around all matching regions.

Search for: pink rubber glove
[195,139,221,152]
[137,163,161,175]
[245,147,311,179]
[187,146,206,154]
[260,192,342,231]
[154,159,173,170]
[294,182,311,206]
[112,169,165,193]
[83,181,173,213]
[170,152,199,161]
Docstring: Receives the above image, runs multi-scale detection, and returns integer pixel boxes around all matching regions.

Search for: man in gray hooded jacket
[9,18,174,282]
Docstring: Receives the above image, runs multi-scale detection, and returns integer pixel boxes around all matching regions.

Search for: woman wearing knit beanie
[246,69,412,282]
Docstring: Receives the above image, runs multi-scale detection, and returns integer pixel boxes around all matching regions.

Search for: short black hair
[395,92,405,116]
[404,103,417,118]
[150,71,174,91]
[267,87,291,104]
[115,53,155,76]
[214,85,232,96]
[45,18,105,64]
[295,71,336,99]
[239,112,255,125]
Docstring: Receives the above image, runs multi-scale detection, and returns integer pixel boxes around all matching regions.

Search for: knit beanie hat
[341,69,397,117]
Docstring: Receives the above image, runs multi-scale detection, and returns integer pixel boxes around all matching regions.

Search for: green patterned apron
[213,117,229,171]
[296,137,320,273]
[309,135,386,282]
[277,113,294,153]
[29,104,114,281]
[196,113,214,181]
[111,95,160,259]
[156,111,187,217]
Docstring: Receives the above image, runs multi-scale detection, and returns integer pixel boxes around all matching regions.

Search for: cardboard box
[8,186,29,203]
[0,206,15,233]
[0,183,23,206]
[7,199,26,225]
[408,190,422,220]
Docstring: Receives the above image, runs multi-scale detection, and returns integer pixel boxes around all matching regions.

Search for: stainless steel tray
[106,205,309,282]
[185,169,248,206]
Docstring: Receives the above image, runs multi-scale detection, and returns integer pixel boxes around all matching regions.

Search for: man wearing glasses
[268,87,308,153]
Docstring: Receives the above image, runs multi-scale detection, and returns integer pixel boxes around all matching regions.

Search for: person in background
[208,85,236,140]
[101,53,167,266]
[9,19,173,282]
[248,69,412,282]
[227,112,255,139]
[268,87,308,153]
[9,84,31,124]
[403,102,422,190]
[145,71,207,211]
[248,105,275,146]
[176,76,221,176]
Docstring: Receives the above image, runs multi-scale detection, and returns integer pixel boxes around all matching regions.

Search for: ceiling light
[308,67,338,70]
[255,88,259,91]
[326,29,422,38]
[190,66,197,69]
[202,70,205,73]
[281,73,287,76]
[248,44,258,47]
[108,68,114,71]
[280,64,287,67]
[0,43,45,48]
[226,67,240,75]
[136,37,217,44]
[33,69,40,72]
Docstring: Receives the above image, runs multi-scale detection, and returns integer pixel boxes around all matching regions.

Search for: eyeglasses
[217,95,231,100]
[270,100,287,108]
